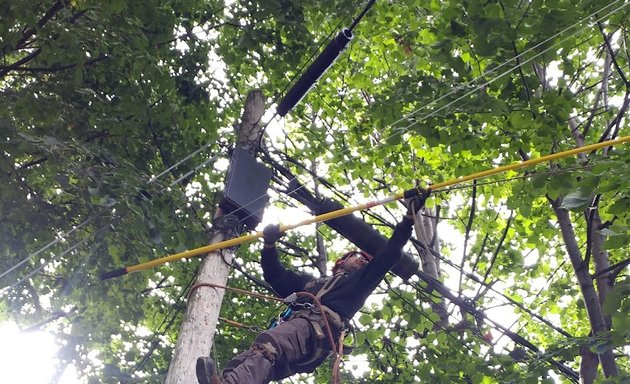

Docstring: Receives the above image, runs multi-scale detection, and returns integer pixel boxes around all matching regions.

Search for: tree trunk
[164,230,232,384]
[587,209,613,320]
[411,207,448,327]
[164,90,265,383]
[551,202,619,377]
[535,44,619,379]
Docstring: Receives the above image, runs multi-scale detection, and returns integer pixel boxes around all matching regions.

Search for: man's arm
[260,225,311,298]
[360,190,430,279]
[364,216,414,273]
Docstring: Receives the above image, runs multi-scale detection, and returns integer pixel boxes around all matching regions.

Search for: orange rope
[295,292,339,355]
[218,317,257,330]
[188,282,284,302]
[332,329,347,384]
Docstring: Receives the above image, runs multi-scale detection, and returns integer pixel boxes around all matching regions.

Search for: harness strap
[291,304,352,367]
[315,273,345,299]
[283,274,349,367]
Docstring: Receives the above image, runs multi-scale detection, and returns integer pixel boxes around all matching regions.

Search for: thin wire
[1,224,110,293]
[150,143,213,184]
[388,0,625,130]
[168,0,630,242]
[263,2,628,219]
[0,148,217,287]
[0,210,104,280]
[303,0,629,181]
[1,0,367,285]
[269,155,581,338]
[406,279,579,381]
[439,164,591,193]
[130,274,196,374]
[11,0,625,287]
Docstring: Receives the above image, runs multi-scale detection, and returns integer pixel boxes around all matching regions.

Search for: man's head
[332,250,372,274]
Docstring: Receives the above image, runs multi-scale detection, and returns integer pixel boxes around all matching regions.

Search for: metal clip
[283,292,298,304]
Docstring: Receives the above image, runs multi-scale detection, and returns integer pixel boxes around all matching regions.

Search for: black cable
[130,273,196,375]
[348,0,377,31]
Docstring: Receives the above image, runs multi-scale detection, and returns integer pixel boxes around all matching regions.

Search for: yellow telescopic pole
[428,136,630,191]
[101,136,630,280]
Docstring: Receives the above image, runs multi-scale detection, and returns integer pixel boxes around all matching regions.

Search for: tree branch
[480,211,514,285]
[550,198,619,377]
[458,180,477,293]
[2,55,108,73]
[597,22,630,88]
[14,0,65,50]
[0,48,42,78]
[591,257,630,281]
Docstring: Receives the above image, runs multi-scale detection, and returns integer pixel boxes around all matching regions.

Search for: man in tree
[196,191,429,384]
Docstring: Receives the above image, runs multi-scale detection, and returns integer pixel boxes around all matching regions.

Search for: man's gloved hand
[406,187,431,216]
[263,224,284,245]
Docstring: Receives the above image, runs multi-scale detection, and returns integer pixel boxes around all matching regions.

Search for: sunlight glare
[0,322,57,383]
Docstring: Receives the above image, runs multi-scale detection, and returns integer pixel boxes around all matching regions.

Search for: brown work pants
[221,315,329,384]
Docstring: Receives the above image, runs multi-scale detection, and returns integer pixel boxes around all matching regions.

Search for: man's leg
[219,317,315,384]
[196,357,221,384]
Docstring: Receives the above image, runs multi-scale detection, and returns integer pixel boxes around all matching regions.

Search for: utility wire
[388,0,626,131]
[267,0,629,192]
[0,210,104,281]
[1,0,369,288]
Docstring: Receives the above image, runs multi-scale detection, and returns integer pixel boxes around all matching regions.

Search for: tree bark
[534,44,619,379]
[579,345,599,384]
[587,209,613,327]
[164,231,232,384]
[164,90,265,383]
[411,207,448,327]
[551,202,619,377]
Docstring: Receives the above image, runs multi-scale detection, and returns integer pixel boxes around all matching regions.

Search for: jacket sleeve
[316,198,419,279]
[261,246,312,298]
[386,217,415,251]
[357,217,414,284]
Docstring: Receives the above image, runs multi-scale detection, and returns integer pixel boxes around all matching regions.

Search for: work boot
[196,356,223,384]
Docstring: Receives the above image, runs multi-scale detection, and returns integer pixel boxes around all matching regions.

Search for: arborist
[196,188,430,384]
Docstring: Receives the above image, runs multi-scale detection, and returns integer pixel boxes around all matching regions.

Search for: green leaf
[559,187,592,211]
[602,277,630,315]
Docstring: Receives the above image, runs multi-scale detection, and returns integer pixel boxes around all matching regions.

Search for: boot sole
[195,357,214,384]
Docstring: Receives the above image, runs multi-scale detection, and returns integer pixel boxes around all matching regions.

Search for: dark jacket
[261,217,414,320]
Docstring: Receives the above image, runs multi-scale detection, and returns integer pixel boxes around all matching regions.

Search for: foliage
[1,0,629,383]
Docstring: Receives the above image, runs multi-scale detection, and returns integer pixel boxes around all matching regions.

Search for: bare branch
[458,180,477,293]
[597,22,630,88]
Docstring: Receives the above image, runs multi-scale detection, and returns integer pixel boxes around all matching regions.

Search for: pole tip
[100,268,127,280]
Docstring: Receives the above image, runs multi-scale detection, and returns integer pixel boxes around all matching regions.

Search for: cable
[405,278,579,382]
[3,0,371,287]
[130,274,197,375]
[1,143,219,286]
[0,224,110,293]
[33,0,625,286]
[266,0,629,192]
[0,209,104,280]
[10,0,627,284]
[389,0,626,131]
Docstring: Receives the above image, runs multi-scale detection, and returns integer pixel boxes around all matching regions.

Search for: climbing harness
[194,281,351,383]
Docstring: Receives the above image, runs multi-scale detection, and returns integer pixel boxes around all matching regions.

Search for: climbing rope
[188,282,283,303]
